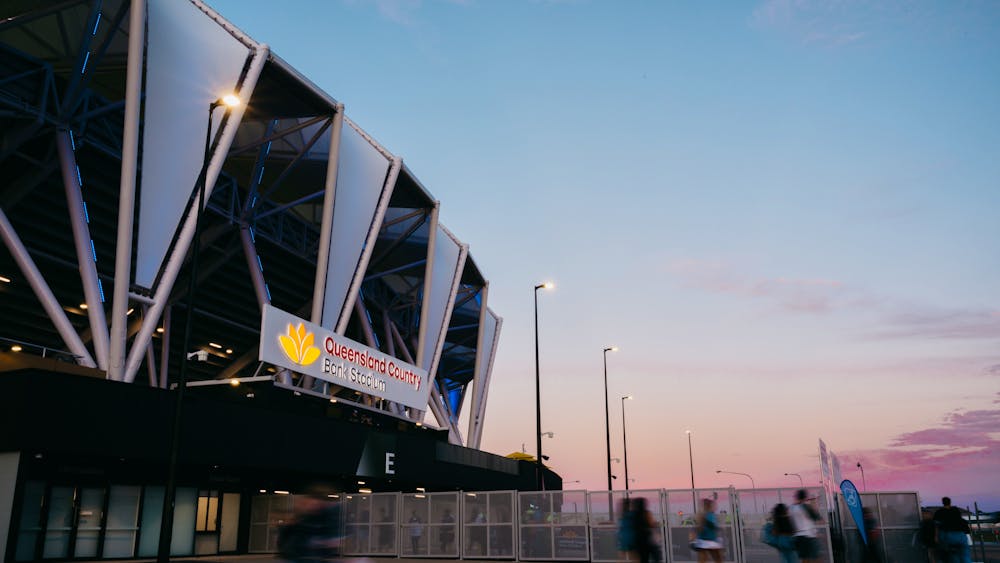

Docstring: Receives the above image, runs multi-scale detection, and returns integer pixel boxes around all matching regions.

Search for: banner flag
[840,479,867,545]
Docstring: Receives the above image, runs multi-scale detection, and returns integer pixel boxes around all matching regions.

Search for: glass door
[73,487,106,558]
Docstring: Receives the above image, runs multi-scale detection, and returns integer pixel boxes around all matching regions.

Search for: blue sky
[208,0,1000,507]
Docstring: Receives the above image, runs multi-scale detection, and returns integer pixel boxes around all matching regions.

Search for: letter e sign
[385,452,396,475]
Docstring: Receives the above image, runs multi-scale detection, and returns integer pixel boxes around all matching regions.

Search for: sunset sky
[209,0,1000,510]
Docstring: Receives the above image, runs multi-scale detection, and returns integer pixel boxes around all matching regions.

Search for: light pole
[857,462,866,491]
[621,395,633,491]
[533,282,553,490]
[785,472,804,487]
[158,93,240,563]
[716,469,757,511]
[686,430,696,511]
[602,346,617,491]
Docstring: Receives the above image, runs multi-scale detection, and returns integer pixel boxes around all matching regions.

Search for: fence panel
[519,491,590,561]
[463,490,517,559]
[663,488,738,563]
[342,492,398,556]
[400,492,458,557]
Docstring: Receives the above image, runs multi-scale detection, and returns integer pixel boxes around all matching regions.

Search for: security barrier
[251,486,916,562]
[519,491,590,561]
[342,492,398,555]
[463,490,517,559]
[400,491,461,558]
[733,487,832,563]
[838,491,922,563]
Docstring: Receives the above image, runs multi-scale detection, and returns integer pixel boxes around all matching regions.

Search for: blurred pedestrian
[761,503,798,563]
[917,509,939,563]
[617,498,635,560]
[862,507,882,562]
[631,497,660,563]
[789,489,823,563]
[692,498,724,563]
[934,497,971,563]
[277,488,342,563]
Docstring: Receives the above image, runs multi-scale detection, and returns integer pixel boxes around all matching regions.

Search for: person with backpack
[789,489,823,563]
[761,503,798,563]
[617,498,635,560]
[934,497,971,563]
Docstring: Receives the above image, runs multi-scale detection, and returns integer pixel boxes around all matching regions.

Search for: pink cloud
[667,257,1000,342]
[842,405,1000,507]
[667,259,849,314]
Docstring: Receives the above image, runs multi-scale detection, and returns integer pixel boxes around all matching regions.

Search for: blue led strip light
[71,127,104,302]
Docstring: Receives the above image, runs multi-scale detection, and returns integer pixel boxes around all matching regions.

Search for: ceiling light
[274,490,289,495]
[229,379,240,387]
[209,342,223,349]
[416,487,426,492]
[79,303,88,310]
[357,481,366,485]
[0,275,11,283]
[414,494,426,499]
[328,494,339,499]
[127,308,134,315]
[156,327,165,333]
[226,348,233,354]
[11,345,22,352]
[358,488,372,494]
[329,398,337,403]
[258,489,267,493]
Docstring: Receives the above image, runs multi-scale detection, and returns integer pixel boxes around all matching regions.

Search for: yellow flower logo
[278,323,321,366]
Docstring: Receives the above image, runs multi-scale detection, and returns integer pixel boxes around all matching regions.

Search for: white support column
[311,105,344,325]
[428,243,467,382]
[471,315,502,448]
[109,0,145,381]
[158,306,170,388]
[56,129,109,371]
[123,45,270,383]
[429,386,462,445]
[414,203,439,368]
[239,225,269,311]
[335,157,401,334]
[0,207,96,367]
[145,340,158,387]
[466,283,489,446]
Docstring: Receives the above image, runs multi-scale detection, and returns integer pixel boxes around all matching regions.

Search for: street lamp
[621,395,633,491]
[157,93,240,563]
[857,462,867,492]
[602,346,617,491]
[686,430,696,511]
[785,472,804,487]
[533,281,553,490]
[716,469,757,511]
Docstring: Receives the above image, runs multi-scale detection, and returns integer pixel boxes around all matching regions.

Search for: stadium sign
[260,304,430,409]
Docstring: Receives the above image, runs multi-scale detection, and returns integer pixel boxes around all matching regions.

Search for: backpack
[617,511,636,551]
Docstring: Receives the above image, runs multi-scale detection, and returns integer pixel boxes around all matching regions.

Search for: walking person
[917,509,940,563]
[631,497,658,563]
[617,498,635,561]
[692,498,724,563]
[788,489,823,563]
[862,507,882,562]
[934,497,971,563]
[408,510,423,554]
[761,503,798,563]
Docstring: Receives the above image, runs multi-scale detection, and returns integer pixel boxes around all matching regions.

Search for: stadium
[0,0,562,560]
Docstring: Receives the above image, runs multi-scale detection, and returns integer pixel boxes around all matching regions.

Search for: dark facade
[0,365,561,561]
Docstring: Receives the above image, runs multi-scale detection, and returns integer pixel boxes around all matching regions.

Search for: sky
[207,0,1000,510]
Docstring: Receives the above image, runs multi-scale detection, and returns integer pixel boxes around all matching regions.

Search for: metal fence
[251,487,921,562]
[838,491,924,563]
